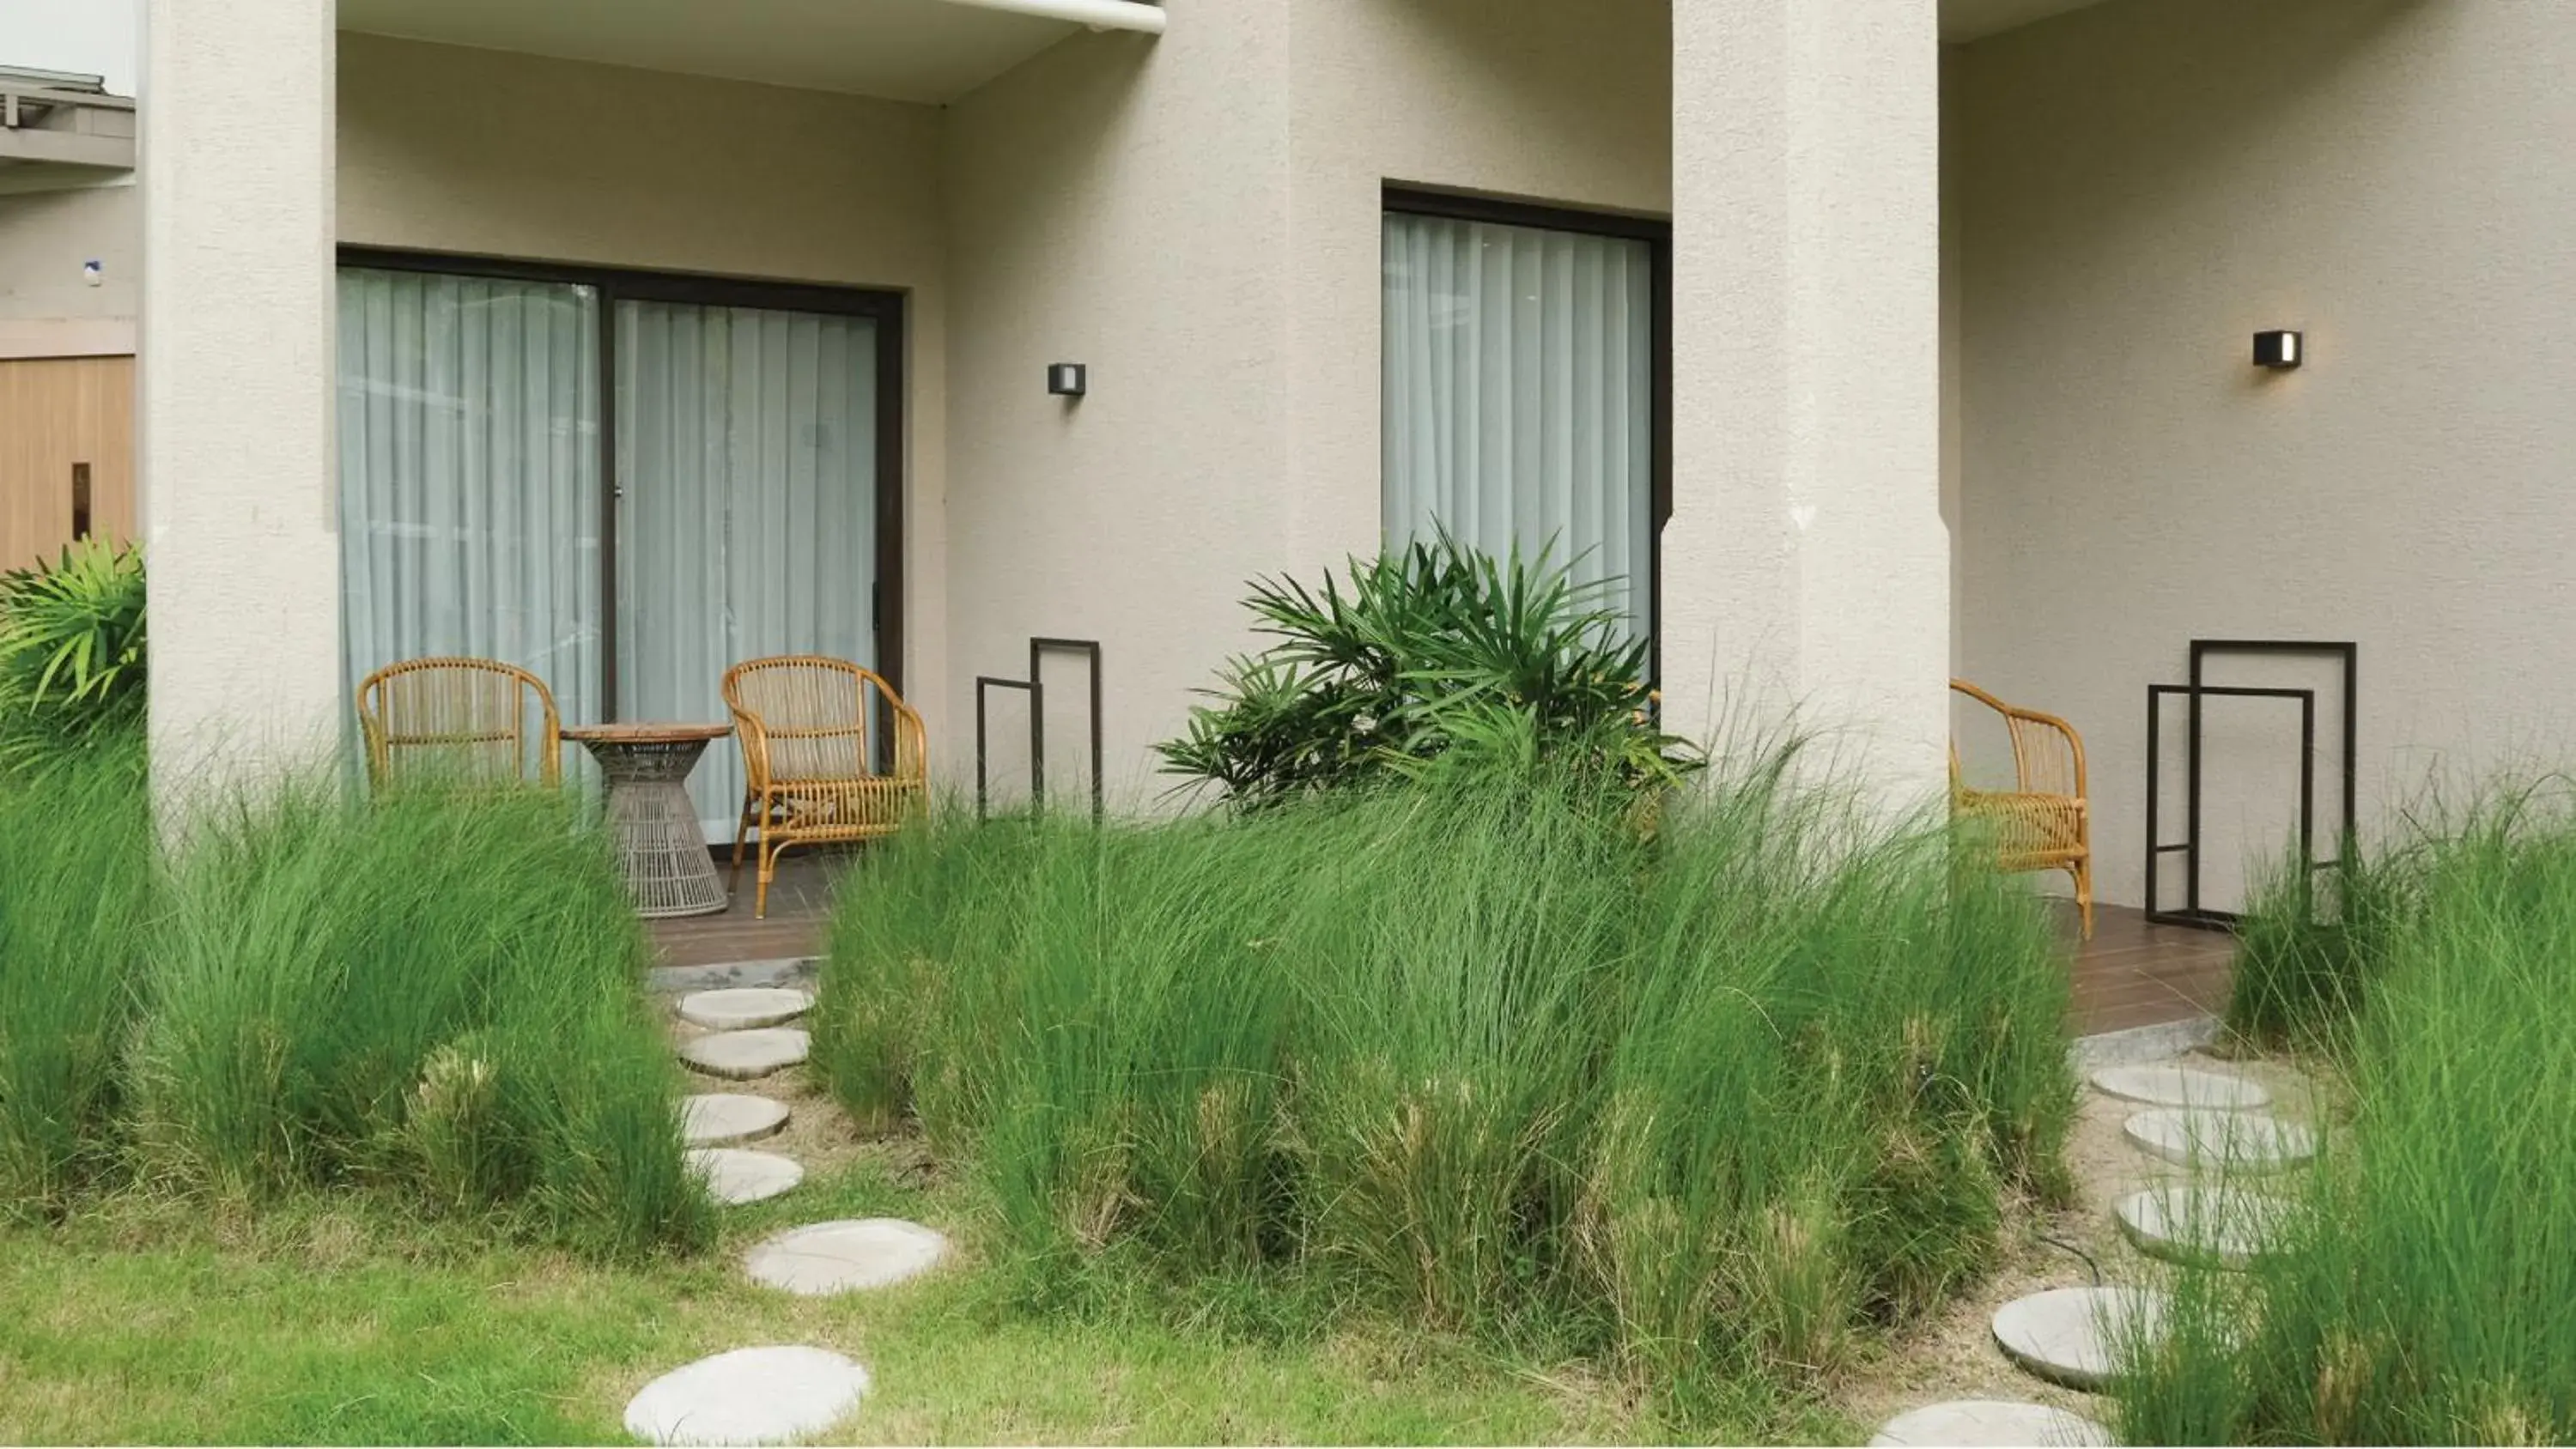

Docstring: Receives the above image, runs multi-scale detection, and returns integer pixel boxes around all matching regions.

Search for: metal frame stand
[2144,639,2357,931]
[975,636,1104,824]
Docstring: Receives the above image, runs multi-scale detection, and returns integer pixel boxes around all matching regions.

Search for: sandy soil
[670,1011,893,1179]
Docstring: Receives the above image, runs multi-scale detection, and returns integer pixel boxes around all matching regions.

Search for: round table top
[562,722,733,746]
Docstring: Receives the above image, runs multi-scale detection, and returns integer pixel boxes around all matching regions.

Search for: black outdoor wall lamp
[2253,330,2305,369]
[1048,362,1089,398]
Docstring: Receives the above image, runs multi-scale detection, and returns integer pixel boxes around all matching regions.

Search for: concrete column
[142,0,340,790]
[1662,0,1947,798]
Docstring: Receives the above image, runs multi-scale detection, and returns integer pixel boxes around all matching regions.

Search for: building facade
[61,0,2570,911]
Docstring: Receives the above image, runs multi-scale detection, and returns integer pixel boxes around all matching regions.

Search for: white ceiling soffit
[1941,0,2119,43]
[336,0,1163,105]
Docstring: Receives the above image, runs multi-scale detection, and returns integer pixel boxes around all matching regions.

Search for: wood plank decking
[2060,902,2238,1037]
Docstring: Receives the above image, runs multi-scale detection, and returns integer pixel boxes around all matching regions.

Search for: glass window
[1382,209,1656,640]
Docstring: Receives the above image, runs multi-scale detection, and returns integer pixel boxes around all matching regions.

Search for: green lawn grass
[0,1150,1842,1445]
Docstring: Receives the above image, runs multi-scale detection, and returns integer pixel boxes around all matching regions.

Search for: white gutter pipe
[932,0,1166,34]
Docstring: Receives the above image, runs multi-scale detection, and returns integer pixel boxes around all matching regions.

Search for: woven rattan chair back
[1951,677,2093,938]
[355,657,562,792]
[728,660,872,783]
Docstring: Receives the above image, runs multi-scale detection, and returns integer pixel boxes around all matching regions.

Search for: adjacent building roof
[0,64,136,178]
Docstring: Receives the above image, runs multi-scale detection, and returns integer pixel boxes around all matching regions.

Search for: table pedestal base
[607,779,728,918]
[570,735,732,919]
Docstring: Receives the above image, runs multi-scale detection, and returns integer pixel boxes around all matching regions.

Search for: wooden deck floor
[653,860,2238,1039]
[2063,902,2237,1037]
[648,852,838,969]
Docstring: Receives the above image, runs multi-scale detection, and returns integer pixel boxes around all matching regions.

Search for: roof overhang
[334,0,1165,105]
[0,69,136,186]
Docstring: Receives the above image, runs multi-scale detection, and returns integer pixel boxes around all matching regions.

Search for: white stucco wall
[1282,0,1671,565]
[142,0,339,784]
[0,185,135,332]
[1953,0,2576,907]
[939,0,1291,809]
[335,33,953,748]
[1665,0,1947,791]
[942,0,1667,807]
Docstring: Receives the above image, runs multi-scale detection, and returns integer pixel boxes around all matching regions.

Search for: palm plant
[1157,536,1701,807]
[0,540,148,768]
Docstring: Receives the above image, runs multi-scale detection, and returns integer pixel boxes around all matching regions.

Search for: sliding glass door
[337,268,605,727]
[336,259,899,838]
[615,300,881,834]
[1382,199,1665,645]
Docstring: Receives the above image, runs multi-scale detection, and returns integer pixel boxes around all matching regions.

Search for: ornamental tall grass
[0,746,710,1258]
[814,742,2074,1406]
[130,780,713,1258]
[0,743,154,1213]
[2116,786,2576,1444]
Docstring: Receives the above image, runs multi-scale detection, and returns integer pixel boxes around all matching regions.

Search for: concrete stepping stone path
[680,1028,810,1081]
[2089,1063,2269,1112]
[679,1093,790,1149]
[623,1344,869,1446]
[687,1148,805,1206]
[678,986,815,1032]
[1870,1399,2117,1446]
[1992,1285,2168,1391]
[744,1218,951,1296]
[2123,1107,2315,1173]
[2115,1185,2294,1269]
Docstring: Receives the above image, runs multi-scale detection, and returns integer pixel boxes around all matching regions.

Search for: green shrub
[814,746,2072,1415]
[2117,786,2576,1444]
[0,540,147,772]
[1154,537,1701,808]
[128,782,711,1258]
[0,742,153,1214]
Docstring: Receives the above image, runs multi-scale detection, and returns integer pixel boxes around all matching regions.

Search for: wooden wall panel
[0,355,136,571]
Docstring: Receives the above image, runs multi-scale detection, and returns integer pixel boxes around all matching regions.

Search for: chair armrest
[891,697,927,780]
[732,708,775,795]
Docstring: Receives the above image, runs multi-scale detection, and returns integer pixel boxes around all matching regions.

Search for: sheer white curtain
[337,268,604,726]
[616,301,879,837]
[1382,211,1655,638]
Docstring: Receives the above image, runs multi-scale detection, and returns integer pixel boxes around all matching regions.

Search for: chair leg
[755,835,777,920]
[2072,858,2095,941]
[730,798,757,892]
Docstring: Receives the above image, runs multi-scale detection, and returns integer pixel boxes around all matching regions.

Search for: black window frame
[334,246,908,714]
[1380,186,1674,682]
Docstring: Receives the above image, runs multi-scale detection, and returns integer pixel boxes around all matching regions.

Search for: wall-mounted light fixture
[1048,362,1088,398]
[2253,330,2304,370]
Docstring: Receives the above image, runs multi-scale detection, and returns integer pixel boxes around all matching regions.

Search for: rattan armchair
[355,657,562,792]
[1950,678,2093,939]
[722,655,927,918]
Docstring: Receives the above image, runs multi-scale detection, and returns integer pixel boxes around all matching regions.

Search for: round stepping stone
[2124,1107,2315,1173]
[2091,1063,2270,1111]
[1871,1399,2117,1446]
[680,1093,790,1148]
[678,986,815,1032]
[622,1344,869,1446]
[744,1218,951,1296]
[2116,1185,2293,1268]
[1992,1285,2168,1390]
[687,1148,805,1206]
[680,1028,810,1081]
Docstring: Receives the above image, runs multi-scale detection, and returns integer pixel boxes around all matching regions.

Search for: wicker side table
[563,722,733,919]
